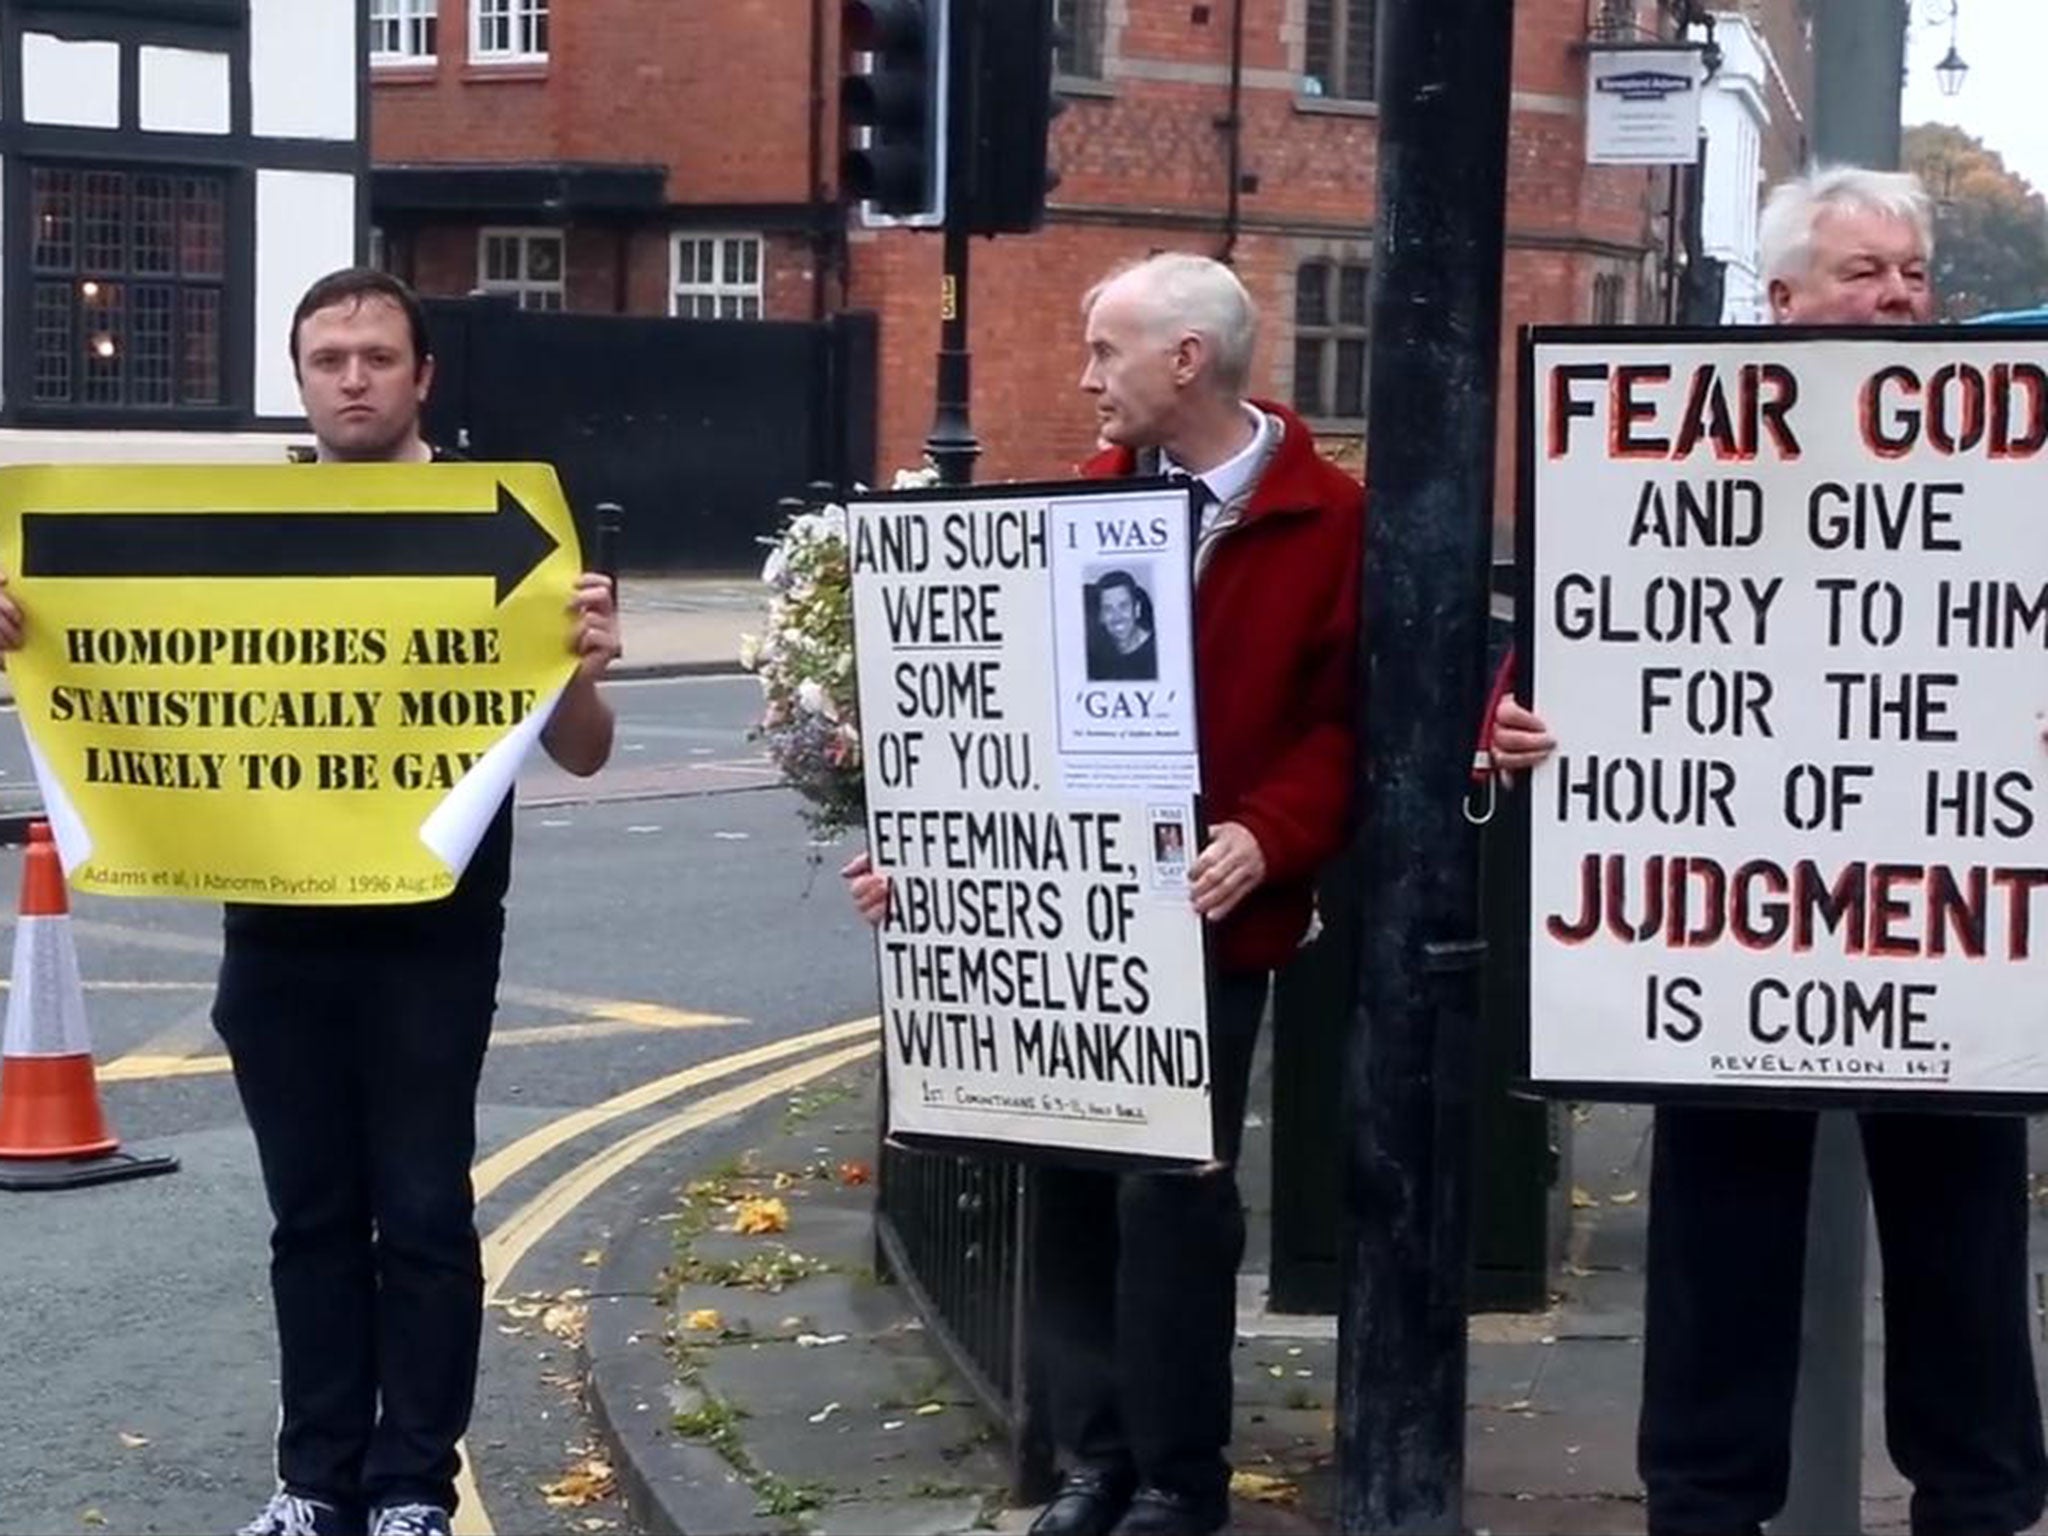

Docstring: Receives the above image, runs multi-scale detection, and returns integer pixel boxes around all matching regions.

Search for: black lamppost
[1928,0,1970,97]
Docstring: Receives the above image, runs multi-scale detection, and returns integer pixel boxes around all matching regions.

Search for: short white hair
[1082,252,1258,395]
[1757,165,1934,287]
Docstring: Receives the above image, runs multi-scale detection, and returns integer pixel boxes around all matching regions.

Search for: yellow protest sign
[0,462,583,904]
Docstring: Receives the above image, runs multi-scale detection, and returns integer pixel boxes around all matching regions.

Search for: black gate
[419,299,877,570]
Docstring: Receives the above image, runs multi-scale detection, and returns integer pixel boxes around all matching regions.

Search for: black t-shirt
[222,795,513,947]
[223,446,516,947]
[1089,632,1158,682]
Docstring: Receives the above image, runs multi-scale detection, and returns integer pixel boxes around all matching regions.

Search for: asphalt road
[0,676,882,1536]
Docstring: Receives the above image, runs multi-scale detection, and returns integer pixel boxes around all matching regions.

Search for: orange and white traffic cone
[0,823,176,1190]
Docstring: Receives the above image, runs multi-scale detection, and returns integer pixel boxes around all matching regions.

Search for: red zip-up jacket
[1081,399,1362,974]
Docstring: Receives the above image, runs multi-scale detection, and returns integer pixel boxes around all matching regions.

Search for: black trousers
[214,928,502,1515]
[1028,970,1270,1507]
[1639,1103,2047,1536]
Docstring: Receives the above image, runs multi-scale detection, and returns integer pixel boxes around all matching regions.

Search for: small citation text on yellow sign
[0,462,583,904]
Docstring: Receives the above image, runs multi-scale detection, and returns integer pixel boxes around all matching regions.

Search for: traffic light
[842,0,948,223]
[966,0,1062,235]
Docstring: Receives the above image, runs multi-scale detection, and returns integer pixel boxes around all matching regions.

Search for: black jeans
[214,927,502,1515]
[1028,970,1271,1507]
[1639,1104,2047,1536]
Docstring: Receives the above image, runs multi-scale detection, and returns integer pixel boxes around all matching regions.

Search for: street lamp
[1929,0,1969,97]
[1936,40,1969,97]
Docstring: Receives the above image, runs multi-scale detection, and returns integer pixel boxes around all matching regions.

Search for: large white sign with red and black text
[1526,328,2048,1102]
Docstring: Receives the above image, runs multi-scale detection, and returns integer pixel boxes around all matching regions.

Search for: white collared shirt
[1161,402,1270,518]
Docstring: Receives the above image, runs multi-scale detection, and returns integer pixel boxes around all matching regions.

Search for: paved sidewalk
[612,572,765,679]
[585,1051,2048,1536]
[583,1058,1659,1536]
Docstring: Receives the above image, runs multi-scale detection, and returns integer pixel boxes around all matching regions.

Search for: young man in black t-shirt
[234,270,616,1536]
[0,269,619,1536]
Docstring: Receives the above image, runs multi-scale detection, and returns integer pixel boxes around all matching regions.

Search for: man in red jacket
[848,251,1361,1536]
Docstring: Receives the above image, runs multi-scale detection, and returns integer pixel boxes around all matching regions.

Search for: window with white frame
[472,0,548,60]
[671,235,764,320]
[370,0,437,62]
[478,229,564,310]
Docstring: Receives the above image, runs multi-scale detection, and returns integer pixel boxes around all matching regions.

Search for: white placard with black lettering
[851,483,1213,1161]
[1526,328,2048,1103]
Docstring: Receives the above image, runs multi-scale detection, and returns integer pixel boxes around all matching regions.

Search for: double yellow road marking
[454,1015,882,1536]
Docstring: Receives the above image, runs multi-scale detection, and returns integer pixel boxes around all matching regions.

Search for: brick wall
[853,0,1672,503]
[372,0,1815,527]
[371,0,821,204]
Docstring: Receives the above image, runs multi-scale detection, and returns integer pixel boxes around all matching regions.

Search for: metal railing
[874,1140,1055,1499]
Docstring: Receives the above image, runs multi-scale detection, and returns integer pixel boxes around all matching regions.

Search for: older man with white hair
[847,251,1361,1535]
[1494,166,2048,1536]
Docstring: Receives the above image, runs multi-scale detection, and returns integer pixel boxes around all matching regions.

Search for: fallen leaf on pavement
[1230,1471,1299,1505]
[685,1309,724,1332]
[580,1249,603,1267]
[82,1510,106,1528]
[729,1195,790,1235]
[540,1458,616,1508]
[542,1302,589,1346]
[914,1402,945,1416]
[1569,1186,1596,1209]
[117,1432,150,1449]
[773,1171,796,1191]
[838,1160,872,1186]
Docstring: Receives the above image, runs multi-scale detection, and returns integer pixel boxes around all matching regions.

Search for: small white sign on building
[1586,46,1705,166]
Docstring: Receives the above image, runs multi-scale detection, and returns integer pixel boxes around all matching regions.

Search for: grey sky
[1900,0,2048,190]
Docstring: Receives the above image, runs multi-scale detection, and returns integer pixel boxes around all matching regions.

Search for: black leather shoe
[1029,1470,1136,1536]
[1110,1486,1229,1536]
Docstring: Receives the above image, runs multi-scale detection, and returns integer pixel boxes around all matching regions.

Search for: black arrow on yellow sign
[21,483,559,605]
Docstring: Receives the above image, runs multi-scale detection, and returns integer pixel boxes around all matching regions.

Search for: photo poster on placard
[848,480,1214,1163]
[1522,327,2048,1108]
[1049,495,1201,796]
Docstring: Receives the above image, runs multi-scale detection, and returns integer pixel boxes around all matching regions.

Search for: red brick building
[368,0,1813,530]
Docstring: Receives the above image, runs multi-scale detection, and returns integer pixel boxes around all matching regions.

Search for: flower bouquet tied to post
[742,465,942,839]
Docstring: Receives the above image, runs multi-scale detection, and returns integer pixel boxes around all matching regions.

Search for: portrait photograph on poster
[1049,494,1200,796]
[1082,564,1161,683]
